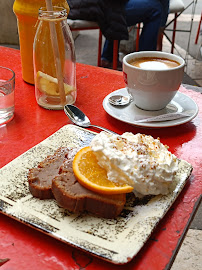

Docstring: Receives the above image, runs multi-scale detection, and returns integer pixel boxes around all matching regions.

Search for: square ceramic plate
[0,125,192,264]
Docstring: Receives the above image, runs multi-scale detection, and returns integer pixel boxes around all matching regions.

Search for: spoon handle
[90,125,118,135]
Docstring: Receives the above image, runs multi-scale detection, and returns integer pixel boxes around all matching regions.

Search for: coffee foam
[129,57,180,70]
[139,61,169,70]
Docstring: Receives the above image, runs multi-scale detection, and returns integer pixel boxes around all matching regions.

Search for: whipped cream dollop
[90,132,178,197]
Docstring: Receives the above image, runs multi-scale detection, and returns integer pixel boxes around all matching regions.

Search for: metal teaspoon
[64,105,118,134]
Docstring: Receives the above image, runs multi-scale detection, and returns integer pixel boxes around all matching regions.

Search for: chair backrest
[169,0,185,13]
[67,19,99,30]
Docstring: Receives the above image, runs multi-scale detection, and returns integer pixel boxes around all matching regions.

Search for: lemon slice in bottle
[36,71,75,96]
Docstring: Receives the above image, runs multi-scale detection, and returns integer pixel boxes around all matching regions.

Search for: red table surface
[0,46,201,270]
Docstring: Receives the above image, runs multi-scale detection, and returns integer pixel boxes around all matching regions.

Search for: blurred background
[0,1,201,269]
[0,0,201,86]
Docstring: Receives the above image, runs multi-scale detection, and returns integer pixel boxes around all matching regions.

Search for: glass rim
[0,66,15,82]
[39,6,67,17]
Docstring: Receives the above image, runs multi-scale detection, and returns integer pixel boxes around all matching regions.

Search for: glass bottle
[33,7,76,110]
[13,0,70,85]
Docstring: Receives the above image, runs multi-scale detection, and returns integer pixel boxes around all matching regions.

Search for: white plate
[0,125,193,264]
[103,88,199,128]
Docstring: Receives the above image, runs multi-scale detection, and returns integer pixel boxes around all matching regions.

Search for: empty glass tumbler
[33,7,76,110]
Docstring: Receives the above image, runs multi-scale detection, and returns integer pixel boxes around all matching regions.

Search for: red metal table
[0,46,201,270]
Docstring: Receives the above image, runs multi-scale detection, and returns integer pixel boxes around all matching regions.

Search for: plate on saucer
[103,88,198,128]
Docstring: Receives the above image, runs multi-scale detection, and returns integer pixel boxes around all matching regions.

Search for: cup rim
[0,66,15,83]
[123,51,185,71]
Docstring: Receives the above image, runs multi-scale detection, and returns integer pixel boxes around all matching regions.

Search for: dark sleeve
[68,0,104,22]
[100,0,128,40]
[67,0,128,40]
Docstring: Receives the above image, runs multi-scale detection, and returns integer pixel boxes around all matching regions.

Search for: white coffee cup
[123,51,185,111]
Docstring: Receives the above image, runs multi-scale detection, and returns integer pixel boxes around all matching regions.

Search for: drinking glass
[0,66,15,124]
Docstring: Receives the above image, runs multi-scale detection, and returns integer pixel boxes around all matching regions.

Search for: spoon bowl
[64,105,118,134]
[108,94,133,106]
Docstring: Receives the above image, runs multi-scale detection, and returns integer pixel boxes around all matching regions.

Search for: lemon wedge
[36,71,75,96]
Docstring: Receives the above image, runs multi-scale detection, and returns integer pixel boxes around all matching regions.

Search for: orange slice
[73,146,133,195]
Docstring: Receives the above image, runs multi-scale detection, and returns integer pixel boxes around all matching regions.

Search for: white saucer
[103,88,199,128]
